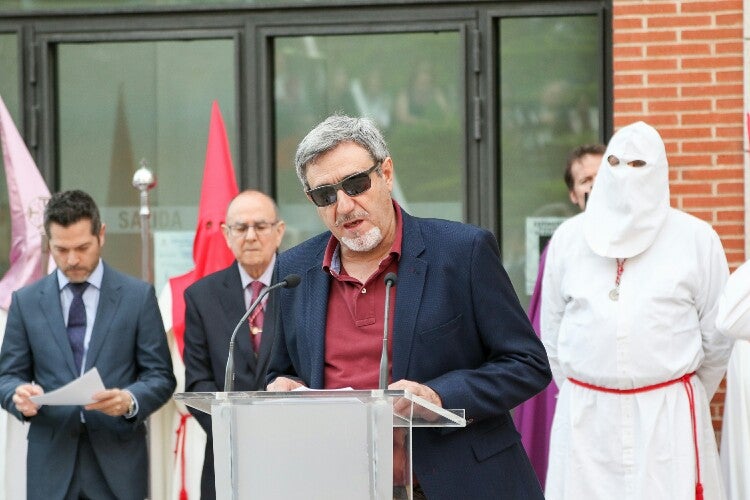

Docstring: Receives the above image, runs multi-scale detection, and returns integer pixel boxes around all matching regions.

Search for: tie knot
[249,281,264,297]
[69,282,90,298]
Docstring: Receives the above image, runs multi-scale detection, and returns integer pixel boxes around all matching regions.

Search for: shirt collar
[57,259,104,291]
[238,253,276,289]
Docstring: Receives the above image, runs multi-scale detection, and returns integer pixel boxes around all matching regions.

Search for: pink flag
[0,94,52,310]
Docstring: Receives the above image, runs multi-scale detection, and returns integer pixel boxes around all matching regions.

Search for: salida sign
[101,206,197,234]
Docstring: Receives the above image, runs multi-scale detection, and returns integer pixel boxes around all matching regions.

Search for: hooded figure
[583,121,670,258]
[541,122,733,500]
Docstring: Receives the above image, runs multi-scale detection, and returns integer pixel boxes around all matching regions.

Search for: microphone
[223,274,301,392]
[379,272,398,390]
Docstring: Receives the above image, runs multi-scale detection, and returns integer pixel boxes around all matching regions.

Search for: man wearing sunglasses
[266,115,551,499]
[183,190,285,500]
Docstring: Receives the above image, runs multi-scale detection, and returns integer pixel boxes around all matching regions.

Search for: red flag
[169,101,239,356]
[0,94,52,310]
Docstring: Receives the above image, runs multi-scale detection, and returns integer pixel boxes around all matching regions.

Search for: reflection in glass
[57,40,236,289]
[274,33,462,248]
[499,16,601,306]
[0,34,19,278]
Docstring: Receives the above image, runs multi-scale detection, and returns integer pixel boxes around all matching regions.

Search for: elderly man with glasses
[265,115,551,499]
[183,189,285,500]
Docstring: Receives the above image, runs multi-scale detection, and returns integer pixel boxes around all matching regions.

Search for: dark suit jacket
[183,262,274,499]
[0,262,176,500]
[267,209,551,499]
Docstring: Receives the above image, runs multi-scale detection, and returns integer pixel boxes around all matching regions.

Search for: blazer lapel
[305,252,330,388]
[392,212,427,381]
[40,273,80,377]
[85,264,120,369]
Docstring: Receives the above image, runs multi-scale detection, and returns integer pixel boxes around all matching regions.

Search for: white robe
[542,208,733,500]
[714,261,750,500]
[149,285,206,500]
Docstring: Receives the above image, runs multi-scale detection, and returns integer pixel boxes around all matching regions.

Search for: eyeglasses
[305,162,382,207]
[225,221,279,238]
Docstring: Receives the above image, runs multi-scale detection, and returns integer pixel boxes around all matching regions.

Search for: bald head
[222,190,285,278]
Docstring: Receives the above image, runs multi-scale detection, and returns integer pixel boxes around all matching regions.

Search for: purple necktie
[67,282,89,372]
[248,281,265,352]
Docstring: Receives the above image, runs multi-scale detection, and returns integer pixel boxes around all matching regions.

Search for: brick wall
[612,0,744,441]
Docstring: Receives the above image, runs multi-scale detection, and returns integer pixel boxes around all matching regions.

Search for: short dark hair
[44,190,102,238]
[564,144,606,192]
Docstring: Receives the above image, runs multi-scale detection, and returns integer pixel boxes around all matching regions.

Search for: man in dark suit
[183,190,285,499]
[0,189,176,500]
[266,115,552,499]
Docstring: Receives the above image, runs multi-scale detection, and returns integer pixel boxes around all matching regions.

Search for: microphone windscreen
[384,272,398,286]
[283,274,302,288]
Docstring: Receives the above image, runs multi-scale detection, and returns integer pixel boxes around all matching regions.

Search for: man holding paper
[0,190,175,500]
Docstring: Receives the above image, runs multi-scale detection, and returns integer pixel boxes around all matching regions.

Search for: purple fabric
[0,94,52,310]
[513,245,558,489]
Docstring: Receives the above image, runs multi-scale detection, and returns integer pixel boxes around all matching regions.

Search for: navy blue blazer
[0,262,176,500]
[266,209,551,499]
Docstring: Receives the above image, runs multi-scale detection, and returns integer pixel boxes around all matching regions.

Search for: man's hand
[389,379,443,407]
[86,388,133,417]
[12,383,43,417]
[389,379,443,421]
[266,377,305,392]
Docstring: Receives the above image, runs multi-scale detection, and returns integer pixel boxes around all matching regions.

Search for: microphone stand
[379,273,398,390]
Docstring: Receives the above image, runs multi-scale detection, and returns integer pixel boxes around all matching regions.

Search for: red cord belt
[568,372,703,500]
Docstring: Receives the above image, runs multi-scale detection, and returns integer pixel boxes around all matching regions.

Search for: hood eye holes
[607,155,646,168]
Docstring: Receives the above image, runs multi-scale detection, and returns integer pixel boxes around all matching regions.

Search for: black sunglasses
[306,161,382,207]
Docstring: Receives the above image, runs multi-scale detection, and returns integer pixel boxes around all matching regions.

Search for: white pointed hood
[583,121,670,258]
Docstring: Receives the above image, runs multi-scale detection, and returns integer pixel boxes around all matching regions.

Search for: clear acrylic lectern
[175,390,465,500]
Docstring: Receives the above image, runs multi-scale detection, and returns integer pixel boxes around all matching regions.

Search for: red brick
[614,46,644,58]
[682,84,743,97]
[648,100,711,113]
[714,224,744,237]
[613,17,644,30]
[615,73,645,86]
[687,210,714,222]
[716,13,743,25]
[647,43,711,57]
[682,168,743,180]
[647,72,712,85]
[668,154,713,167]
[614,101,644,113]
[716,70,743,82]
[687,141,742,155]
[681,1,742,13]
[719,237,745,250]
[614,3,678,15]
[614,31,677,44]
[658,127,712,139]
[717,153,745,164]
[717,210,744,221]
[716,98,743,110]
[682,195,743,209]
[716,126,743,138]
[682,112,741,125]
[617,86,678,99]
[716,42,743,54]
[617,59,680,72]
[682,28,743,40]
[670,183,712,195]
[681,56,741,69]
[647,15,712,28]
[614,114,678,128]
[718,182,744,194]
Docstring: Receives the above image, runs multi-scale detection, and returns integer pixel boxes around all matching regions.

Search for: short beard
[341,226,383,252]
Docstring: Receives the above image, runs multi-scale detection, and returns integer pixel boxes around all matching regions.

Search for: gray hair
[294,115,390,189]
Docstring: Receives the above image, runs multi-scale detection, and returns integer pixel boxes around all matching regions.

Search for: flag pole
[132,159,156,283]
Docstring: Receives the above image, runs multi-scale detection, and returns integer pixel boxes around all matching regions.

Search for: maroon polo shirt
[321,201,403,390]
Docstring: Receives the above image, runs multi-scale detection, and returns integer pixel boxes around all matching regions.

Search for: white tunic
[542,208,732,500]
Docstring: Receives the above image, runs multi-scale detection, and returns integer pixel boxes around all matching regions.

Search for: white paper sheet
[29,367,105,406]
